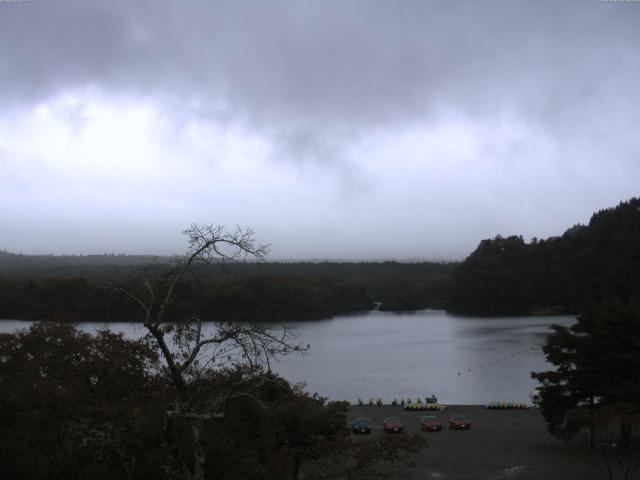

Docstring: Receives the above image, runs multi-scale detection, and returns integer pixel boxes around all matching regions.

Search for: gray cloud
[1,0,640,258]
[3,1,638,130]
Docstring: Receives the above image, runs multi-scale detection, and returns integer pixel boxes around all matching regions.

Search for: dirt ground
[347,405,608,480]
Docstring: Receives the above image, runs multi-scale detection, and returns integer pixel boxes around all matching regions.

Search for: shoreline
[0,305,578,324]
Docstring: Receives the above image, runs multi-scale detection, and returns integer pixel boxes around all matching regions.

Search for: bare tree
[588,443,640,480]
[109,224,307,480]
[586,404,640,480]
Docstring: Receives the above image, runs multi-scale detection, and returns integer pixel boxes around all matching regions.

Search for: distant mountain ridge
[450,197,640,314]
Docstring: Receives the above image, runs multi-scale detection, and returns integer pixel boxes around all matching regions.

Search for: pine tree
[532,300,640,448]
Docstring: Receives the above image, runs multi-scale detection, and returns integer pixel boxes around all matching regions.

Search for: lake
[0,310,575,405]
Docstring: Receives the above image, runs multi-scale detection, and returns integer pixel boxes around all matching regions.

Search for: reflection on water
[0,310,575,404]
[269,310,575,404]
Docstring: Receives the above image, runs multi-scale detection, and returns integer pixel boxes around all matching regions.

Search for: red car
[421,415,443,432]
[383,416,404,433]
[449,414,471,430]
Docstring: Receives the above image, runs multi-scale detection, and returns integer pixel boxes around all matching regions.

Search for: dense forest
[450,198,640,314]
[2,197,639,320]
[0,255,455,321]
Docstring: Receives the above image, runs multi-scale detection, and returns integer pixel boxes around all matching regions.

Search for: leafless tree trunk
[109,224,307,479]
[587,442,640,480]
[586,405,640,480]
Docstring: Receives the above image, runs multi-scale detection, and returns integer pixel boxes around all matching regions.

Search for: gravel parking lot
[347,405,604,480]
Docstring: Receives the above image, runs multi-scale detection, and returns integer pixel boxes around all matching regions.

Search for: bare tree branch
[99,224,307,479]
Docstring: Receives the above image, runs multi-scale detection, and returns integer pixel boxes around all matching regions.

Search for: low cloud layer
[1,1,639,259]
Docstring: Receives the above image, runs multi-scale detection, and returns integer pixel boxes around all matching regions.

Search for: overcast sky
[1,0,639,260]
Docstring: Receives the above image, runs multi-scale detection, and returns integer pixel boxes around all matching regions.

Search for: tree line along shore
[1,197,639,322]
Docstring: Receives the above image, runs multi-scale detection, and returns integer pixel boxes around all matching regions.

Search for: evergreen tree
[532,300,640,447]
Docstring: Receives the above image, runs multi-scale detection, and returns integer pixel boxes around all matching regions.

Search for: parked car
[351,417,371,434]
[421,415,443,431]
[449,414,471,430]
[383,416,404,433]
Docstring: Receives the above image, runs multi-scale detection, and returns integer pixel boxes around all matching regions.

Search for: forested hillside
[450,198,640,314]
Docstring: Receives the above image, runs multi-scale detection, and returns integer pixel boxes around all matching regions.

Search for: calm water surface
[1,310,575,404]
